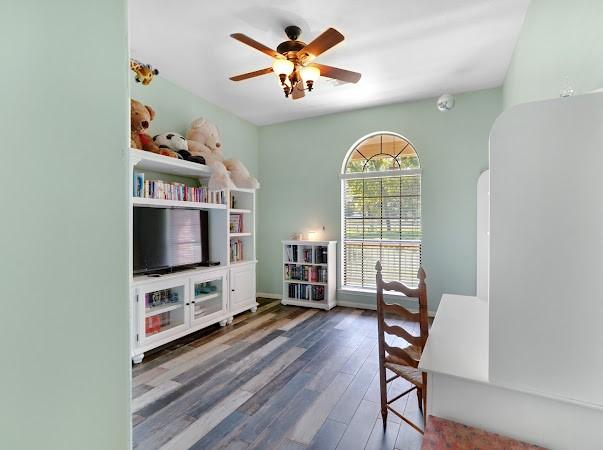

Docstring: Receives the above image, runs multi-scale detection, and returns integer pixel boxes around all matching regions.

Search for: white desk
[419,293,603,450]
[419,294,488,383]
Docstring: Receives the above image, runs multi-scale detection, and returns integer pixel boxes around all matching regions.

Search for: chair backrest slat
[381,302,421,322]
[382,322,423,347]
[375,260,429,370]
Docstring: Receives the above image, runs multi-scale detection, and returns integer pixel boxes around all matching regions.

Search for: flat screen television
[133,208,209,274]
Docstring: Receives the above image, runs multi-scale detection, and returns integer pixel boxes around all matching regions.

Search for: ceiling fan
[229,25,361,100]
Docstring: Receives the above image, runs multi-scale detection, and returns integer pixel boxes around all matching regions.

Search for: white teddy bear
[186,118,259,191]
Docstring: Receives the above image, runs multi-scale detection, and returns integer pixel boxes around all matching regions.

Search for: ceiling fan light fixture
[300,65,320,91]
[229,26,361,101]
[272,59,294,83]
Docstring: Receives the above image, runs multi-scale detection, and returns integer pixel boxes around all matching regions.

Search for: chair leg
[379,367,388,426]
[416,388,423,414]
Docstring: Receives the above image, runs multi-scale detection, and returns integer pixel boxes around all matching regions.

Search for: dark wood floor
[132,298,424,450]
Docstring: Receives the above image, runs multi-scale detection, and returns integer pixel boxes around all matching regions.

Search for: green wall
[257,88,502,310]
[0,1,130,449]
[131,77,259,176]
[503,0,603,108]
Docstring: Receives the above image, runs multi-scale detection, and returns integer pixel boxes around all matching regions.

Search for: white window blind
[341,133,421,289]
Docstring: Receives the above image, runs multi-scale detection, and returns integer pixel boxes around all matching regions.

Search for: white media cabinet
[129,149,257,363]
[281,240,337,310]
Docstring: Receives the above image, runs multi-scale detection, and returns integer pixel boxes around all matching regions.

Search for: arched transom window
[341,132,421,290]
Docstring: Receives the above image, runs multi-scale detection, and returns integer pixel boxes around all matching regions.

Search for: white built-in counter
[420,93,603,450]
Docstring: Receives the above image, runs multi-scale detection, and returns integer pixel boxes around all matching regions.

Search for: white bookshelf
[281,240,337,310]
[129,149,258,363]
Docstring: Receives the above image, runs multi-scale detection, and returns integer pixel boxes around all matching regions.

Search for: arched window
[341,132,421,290]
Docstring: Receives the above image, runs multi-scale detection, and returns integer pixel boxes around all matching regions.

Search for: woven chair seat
[384,344,424,386]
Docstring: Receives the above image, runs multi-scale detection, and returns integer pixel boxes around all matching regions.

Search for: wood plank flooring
[132,298,424,450]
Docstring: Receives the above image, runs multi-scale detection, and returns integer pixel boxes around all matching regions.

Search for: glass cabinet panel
[191,275,226,324]
[142,284,186,338]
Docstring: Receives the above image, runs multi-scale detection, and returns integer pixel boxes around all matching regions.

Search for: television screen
[133,208,208,274]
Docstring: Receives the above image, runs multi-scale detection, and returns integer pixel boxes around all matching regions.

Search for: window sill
[338,286,415,300]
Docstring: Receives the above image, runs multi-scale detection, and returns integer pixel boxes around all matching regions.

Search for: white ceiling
[129,0,529,126]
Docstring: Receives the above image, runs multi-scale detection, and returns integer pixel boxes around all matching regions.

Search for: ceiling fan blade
[291,82,305,100]
[229,67,273,81]
[230,33,280,59]
[312,63,361,84]
[298,28,344,61]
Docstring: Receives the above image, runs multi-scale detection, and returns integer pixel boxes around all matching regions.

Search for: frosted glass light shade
[300,65,320,83]
[272,58,294,76]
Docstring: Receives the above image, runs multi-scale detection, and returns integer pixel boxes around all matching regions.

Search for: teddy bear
[186,118,260,190]
[130,99,178,159]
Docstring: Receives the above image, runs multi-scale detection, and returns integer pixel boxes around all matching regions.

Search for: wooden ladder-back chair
[375,261,429,434]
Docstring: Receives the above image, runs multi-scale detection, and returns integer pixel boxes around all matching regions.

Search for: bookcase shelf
[229,208,251,214]
[282,240,337,310]
[132,196,226,210]
[230,232,252,237]
[130,148,212,178]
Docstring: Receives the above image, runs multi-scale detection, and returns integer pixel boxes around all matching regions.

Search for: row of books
[145,312,171,335]
[285,245,298,262]
[285,265,328,283]
[287,283,325,301]
[314,246,328,264]
[284,245,328,264]
[229,213,244,233]
[133,172,226,205]
[230,239,244,262]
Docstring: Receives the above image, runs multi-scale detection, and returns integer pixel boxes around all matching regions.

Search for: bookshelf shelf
[281,298,332,311]
[230,232,252,238]
[285,262,328,267]
[145,302,184,317]
[229,208,251,214]
[132,197,226,210]
[130,148,212,177]
[284,280,328,286]
[281,240,337,310]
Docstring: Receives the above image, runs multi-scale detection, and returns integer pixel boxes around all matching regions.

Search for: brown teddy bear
[130,99,178,158]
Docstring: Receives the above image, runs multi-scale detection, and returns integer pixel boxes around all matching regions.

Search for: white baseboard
[335,299,377,310]
[336,299,436,317]
[256,292,282,300]
[256,293,436,317]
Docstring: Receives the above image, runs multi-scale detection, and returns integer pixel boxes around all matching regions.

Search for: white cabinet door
[190,269,228,328]
[135,278,190,348]
[230,264,256,311]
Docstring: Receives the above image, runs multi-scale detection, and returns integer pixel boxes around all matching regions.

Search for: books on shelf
[287,283,325,301]
[229,213,243,233]
[284,265,327,283]
[314,246,328,264]
[230,239,244,263]
[285,245,298,262]
[133,175,226,205]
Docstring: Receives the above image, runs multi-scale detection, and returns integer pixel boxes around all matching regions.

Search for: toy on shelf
[130,58,159,85]
[130,99,178,159]
[186,118,260,190]
[153,132,205,164]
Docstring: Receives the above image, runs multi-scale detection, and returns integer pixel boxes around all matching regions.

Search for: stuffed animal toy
[186,118,260,190]
[186,118,235,190]
[153,132,205,165]
[130,59,159,85]
[130,99,178,159]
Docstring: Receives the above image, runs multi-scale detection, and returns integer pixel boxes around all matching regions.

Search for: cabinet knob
[185,302,190,306]
[231,289,235,292]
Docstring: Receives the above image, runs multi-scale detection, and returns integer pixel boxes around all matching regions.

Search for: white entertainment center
[129,149,257,363]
